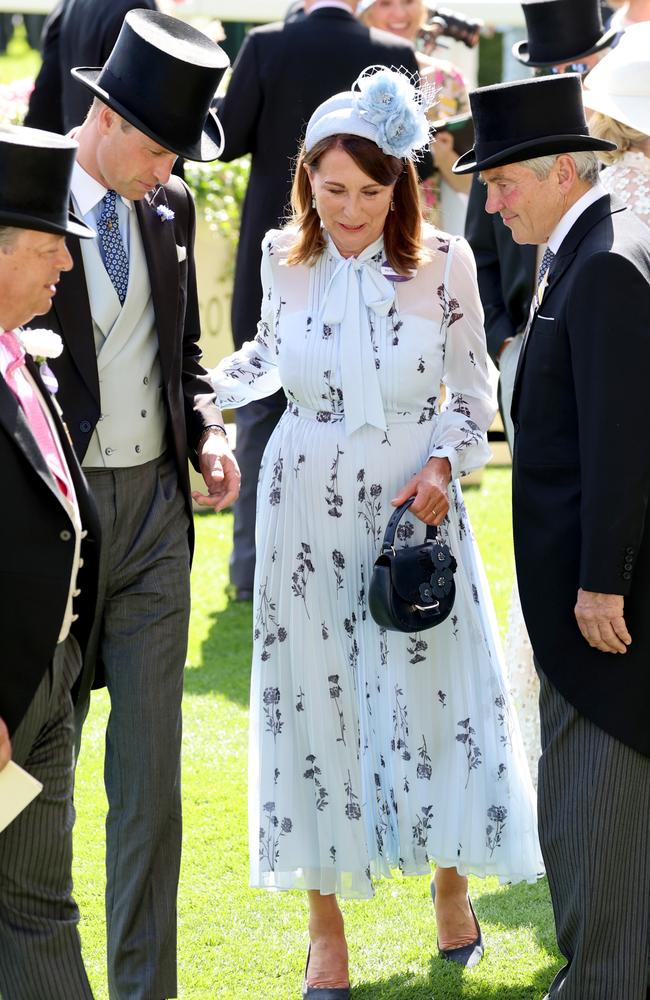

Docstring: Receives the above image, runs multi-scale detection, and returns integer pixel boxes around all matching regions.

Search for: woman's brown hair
[286,134,427,275]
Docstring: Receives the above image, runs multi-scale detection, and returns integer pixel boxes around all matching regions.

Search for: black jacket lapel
[136,195,179,389]
[0,367,64,506]
[512,195,625,413]
[52,234,100,405]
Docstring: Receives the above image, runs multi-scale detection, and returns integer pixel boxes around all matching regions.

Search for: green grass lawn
[73,467,563,999]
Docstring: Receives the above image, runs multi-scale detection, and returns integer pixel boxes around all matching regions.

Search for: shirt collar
[71,160,134,217]
[548,181,607,255]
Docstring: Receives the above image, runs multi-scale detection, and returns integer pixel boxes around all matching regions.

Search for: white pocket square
[176,244,187,263]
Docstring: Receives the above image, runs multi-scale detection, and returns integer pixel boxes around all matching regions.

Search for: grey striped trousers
[76,454,190,1000]
[0,637,93,1000]
[537,666,650,1000]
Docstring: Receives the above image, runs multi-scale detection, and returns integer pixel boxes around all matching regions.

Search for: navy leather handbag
[369,497,457,632]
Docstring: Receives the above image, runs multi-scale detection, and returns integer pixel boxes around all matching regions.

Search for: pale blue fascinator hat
[304,66,433,160]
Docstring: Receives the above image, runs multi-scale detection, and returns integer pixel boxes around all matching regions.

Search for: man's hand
[0,718,12,771]
[392,457,452,526]
[574,589,632,654]
[193,430,241,512]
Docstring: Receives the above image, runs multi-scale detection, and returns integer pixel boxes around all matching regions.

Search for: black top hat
[453,74,616,175]
[0,125,94,239]
[514,0,619,67]
[71,10,230,162]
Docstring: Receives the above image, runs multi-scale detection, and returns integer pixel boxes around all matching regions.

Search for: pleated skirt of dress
[249,410,543,899]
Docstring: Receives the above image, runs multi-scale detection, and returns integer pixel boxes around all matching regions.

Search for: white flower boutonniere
[17,328,63,395]
[146,185,175,222]
[156,204,175,223]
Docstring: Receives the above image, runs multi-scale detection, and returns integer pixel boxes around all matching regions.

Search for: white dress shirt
[71,160,133,256]
[547,181,608,256]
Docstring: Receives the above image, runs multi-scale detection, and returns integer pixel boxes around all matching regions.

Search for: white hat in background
[582,22,650,135]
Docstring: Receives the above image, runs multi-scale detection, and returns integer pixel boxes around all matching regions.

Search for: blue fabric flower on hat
[356,68,430,159]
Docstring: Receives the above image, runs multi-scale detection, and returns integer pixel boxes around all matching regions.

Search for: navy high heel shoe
[302,944,351,999]
[430,879,484,969]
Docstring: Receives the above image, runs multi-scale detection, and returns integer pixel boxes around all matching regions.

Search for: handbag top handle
[381,497,438,553]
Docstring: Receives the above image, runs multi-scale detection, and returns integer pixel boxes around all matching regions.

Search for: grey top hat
[0,125,94,239]
[453,74,616,175]
[71,10,230,162]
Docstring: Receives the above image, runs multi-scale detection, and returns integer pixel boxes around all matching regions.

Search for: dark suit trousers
[75,454,190,1000]
[0,637,93,1000]
[537,666,650,1000]
[230,392,285,593]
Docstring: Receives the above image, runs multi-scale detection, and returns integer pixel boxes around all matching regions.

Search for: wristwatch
[198,424,227,450]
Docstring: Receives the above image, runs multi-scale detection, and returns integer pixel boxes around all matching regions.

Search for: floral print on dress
[357,469,383,543]
[456,717,482,788]
[259,801,292,870]
[209,226,542,898]
[291,543,315,618]
[262,687,283,740]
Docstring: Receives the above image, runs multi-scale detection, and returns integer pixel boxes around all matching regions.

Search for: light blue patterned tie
[537,246,555,287]
[98,189,129,305]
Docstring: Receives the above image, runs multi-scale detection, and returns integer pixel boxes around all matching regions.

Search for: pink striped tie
[1,330,73,499]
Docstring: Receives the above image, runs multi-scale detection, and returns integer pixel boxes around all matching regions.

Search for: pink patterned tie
[0,330,73,499]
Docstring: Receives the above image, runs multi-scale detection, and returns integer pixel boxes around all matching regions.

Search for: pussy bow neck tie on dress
[320,247,395,435]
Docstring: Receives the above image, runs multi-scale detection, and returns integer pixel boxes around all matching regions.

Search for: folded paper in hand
[0,761,43,832]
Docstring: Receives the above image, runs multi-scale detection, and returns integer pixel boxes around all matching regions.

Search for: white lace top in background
[601,150,650,229]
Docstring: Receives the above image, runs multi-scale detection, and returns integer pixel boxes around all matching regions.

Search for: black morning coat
[37,177,222,558]
[0,358,100,736]
[215,6,422,350]
[512,194,650,757]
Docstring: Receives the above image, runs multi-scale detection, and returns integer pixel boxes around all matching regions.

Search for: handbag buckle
[416,580,440,611]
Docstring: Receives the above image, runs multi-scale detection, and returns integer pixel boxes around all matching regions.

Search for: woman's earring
[311,196,316,209]
[390,198,395,212]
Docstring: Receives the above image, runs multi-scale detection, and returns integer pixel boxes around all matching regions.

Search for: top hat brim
[452,132,617,174]
[430,111,472,131]
[513,25,620,67]
[0,206,95,240]
[71,67,224,162]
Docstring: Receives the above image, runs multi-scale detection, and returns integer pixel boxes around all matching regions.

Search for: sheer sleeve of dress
[429,236,497,479]
[600,152,650,229]
[208,235,282,408]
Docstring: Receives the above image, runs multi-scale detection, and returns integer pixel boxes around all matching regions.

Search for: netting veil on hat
[305,66,433,160]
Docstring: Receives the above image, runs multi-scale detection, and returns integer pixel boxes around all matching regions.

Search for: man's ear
[96,104,117,136]
[555,153,578,193]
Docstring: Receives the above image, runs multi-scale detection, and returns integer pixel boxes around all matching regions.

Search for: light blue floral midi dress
[210,224,543,898]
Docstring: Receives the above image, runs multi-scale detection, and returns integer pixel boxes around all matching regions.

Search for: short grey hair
[518,151,600,185]
[0,226,18,251]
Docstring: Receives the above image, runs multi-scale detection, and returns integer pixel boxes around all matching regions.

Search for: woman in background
[357,0,472,232]
[583,22,650,227]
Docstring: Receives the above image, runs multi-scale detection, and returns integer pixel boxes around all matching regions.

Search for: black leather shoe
[430,879,484,969]
[302,945,351,999]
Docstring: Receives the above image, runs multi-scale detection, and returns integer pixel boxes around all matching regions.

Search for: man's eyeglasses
[534,63,590,78]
